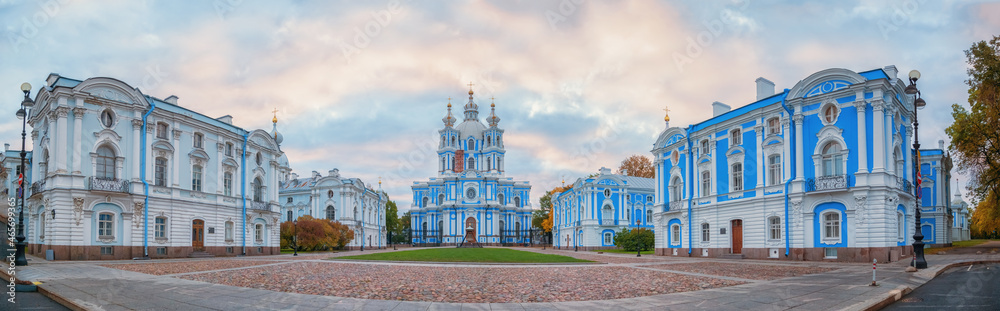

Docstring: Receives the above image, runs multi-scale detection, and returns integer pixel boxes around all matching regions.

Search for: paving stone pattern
[647,262,838,280]
[100,259,284,275]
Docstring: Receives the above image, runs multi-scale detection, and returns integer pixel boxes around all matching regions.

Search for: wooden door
[192,220,204,250]
[731,219,743,254]
[464,217,476,242]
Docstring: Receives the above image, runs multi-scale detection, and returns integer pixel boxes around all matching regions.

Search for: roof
[454,119,487,139]
[279,178,316,192]
[619,175,655,190]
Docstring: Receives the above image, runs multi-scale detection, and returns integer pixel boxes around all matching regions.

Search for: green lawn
[280,249,342,254]
[591,249,654,255]
[335,248,593,263]
[925,239,996,253]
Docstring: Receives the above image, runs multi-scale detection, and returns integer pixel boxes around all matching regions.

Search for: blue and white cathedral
[410,88,532,245]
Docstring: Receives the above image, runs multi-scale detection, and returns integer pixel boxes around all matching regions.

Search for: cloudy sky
[1,0,997,211]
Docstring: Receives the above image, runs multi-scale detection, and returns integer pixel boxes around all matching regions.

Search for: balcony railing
[249,201,270,211]
[806,175,851,192]
[30,179,45,195]
[896,177,913,193]
[88,177,130,193]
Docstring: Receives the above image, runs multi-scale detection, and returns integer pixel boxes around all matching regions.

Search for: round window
[466,188,476,199]
[256,152,262,166]
[100,110,114,128]
[604,189,611,197]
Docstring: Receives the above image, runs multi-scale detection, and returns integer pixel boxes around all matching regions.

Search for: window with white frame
[514,197,521,208]
[193,133,203,149]
[700,139,710,153]
[671,224,680,244]
[646,210,652,223]
[768,216,781,240]
[98,213,114,238]
[156,123,168,139]
[467,157,475,170]
[327,205,335,219]
[100,109,115,128]
[253,177,264,202]
[701,223,710,242]
[897,212,904,240]
[255,152,262,166]
[823,104,838,123]
[767,117,780,135]
[225,142,233,157]
[732,163,743,191]
[154,157,167,186]
[823,212,840,240]
[255,224,263,242]
[286,210,293,222]
[96,145,116,180]
[602,204,613,222]
[192,165,203,192]
[467,138,474,150]
[604,188,611,197]
[731,129,742,145]
[438,193,445,204]
[824,247,837,258]
[671,177,682,201]
[821,143,845,176]
[155,217,167,239]
[223,172,233,196]
[39,215,45,241]
[702,171,711,196]
[225,221,234,241]
[768,155,782,186]
[894,148,904,175]
[604,232,612,244]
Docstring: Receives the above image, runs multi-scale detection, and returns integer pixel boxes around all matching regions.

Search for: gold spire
[491,96,495,107]
[663,106,670,122]
[272,108,278,124]
[468,82,474,95]
[447,97,452,108]
[378,176,382,186]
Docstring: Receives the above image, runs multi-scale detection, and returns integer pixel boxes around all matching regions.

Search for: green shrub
[613,227,654,251]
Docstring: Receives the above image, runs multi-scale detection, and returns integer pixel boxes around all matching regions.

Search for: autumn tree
[947,35,1000,233]
[970,193,1000,239]
[617,154,654,178]
[280,215,356,251]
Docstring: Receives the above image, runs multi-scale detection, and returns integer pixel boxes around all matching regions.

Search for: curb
[38,284,89,311]
[855,259,1000,311]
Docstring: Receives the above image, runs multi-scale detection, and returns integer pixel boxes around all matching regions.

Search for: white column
[755,124,764,188]
[872,99,887,173]
[904,124,912,182]
[216,143,224,194]
[172,127,181,186]
[855,99,868,174]
[55,106,69,174]
[782,117,791,182]
[145,123,155,183]
[71,105,85,175]
[794,113,804,181]
[132,120,142,181]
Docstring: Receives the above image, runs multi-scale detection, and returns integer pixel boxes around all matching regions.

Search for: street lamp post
[14,82,34,267]
[292,219,298,256]
[905,70,928,269]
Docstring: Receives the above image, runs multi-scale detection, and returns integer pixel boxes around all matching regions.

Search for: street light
[292,219,298,256]
[14,82,34,266]
[908,69,928,269]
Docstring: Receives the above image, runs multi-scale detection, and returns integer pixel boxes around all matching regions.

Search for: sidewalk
[13,250,1000,311]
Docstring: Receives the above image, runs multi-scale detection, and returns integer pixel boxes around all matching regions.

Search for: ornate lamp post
[292,219,298,256]
[14,82,34,266]
[905,70,928,269]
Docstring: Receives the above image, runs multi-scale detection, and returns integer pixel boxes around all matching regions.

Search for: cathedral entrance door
[464,217,477,243]
[731,219,743,254]
[192,220,205,251]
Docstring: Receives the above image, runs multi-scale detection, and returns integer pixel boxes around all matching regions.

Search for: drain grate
[901,297,924,303]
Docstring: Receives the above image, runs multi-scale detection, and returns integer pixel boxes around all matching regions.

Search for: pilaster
[71,106,86,174]
[854,99,868,173]
[793,114,804,181]
[872,99,887,173]
[54,106,70,174]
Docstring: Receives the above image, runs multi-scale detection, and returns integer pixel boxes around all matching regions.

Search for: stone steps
[718,253,745,260]
[188,251,215,258]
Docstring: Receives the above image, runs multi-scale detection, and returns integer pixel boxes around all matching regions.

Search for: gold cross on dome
[272,107,279,116]
[468,82,474,89]
[662,106,670,114]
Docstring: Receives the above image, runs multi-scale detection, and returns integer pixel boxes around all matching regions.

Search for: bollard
[870,259,877,286]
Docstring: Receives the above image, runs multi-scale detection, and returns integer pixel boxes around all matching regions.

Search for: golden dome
[468,89,474,95]
[663,106,670,122]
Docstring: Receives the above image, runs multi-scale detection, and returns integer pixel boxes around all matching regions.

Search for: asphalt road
[0,292,71,311]
[883,263,1000,310]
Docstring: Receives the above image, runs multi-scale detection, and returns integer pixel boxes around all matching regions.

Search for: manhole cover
[901,297,924,303]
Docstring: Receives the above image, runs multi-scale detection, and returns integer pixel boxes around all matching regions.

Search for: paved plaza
[8,245,1000,310]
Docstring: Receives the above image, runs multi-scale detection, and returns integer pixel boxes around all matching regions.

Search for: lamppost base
[912,242,928,269]
[13,241,28,266]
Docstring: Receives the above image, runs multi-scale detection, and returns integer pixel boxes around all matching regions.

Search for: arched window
[732,163,743,191]
[287,210,293,222]
[253,177,264,202]
[467,138,474,150]
[422,197,429,207]
[154,157,167,186]
[467,157,475,170]
[604,232,612,244]
[671,224,681,244]
[192,165,203,192]
[98,213,114,238]
[223,172,233,196]
[155,217,167,238]
[487,136,492,146]
[514,197,521,208]
[487,157,492,171]
[326,205,335,220]
[440,157,445,171]
[701,223,710,242]
[897,212,905,240]
[438,193,444,204]
[225,221,234,241]
[701,171,711,196]
[894,148,904,175]
[497,157,502,171]
[255,152,262,166]
[768,155,782,186]
[768,216,781,240]
[497,193,504,205]
[646,210,652,223]
[822,142,844,176]
[671,177,682,201]
[602,204,613,222]
[96,145,116,180]
[823,212,840,239]
[451,136,456,146]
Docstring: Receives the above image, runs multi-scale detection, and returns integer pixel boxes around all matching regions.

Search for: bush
[613,227,654,251]
[280,215,355,251]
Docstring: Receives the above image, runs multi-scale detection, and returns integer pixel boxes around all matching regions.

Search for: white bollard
[870,258,877,286]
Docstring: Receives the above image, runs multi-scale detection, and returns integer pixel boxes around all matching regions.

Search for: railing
[806,175,851,192]
[88,177,130,193]
[249,201,270,211]
[896,177,913,193]
[30,179,45,195]
[669,200,684,211]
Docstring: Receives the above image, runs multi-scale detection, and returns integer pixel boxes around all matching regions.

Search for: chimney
[938,140,944,150]
[329,168,340,178]
[4,143,8,151]
[216,115,233,124]
[755,77,775,100]
[599,167,611,175]
[621,168,628,176]
[883,65,898,79]
[312,171,321,179]
[290,173,299,180]
[712,101,731,117]
[164,95,178,105]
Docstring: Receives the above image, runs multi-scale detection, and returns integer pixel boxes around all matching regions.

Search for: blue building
[279,169,387,249]
[552,167,655,250]
[652,66,954,262]
[410,88,532,245]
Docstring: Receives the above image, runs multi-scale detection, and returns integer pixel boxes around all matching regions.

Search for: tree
[612,227,654,251]
[541,206,554,233]
[971,192,1000,239]
[279,215,355,251]
[532,208,548,230]
[400,210,412,231]
[947,35,1000,230]
[617,154,654,178]
[385,200,400,238]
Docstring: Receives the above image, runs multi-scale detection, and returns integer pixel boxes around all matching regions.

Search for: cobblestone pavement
[644,262,838,280]
[177,261,746,303]
[100,259,285,275]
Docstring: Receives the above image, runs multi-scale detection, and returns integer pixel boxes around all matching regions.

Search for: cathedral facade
[410,88,533,245]
[651,66,955,262]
